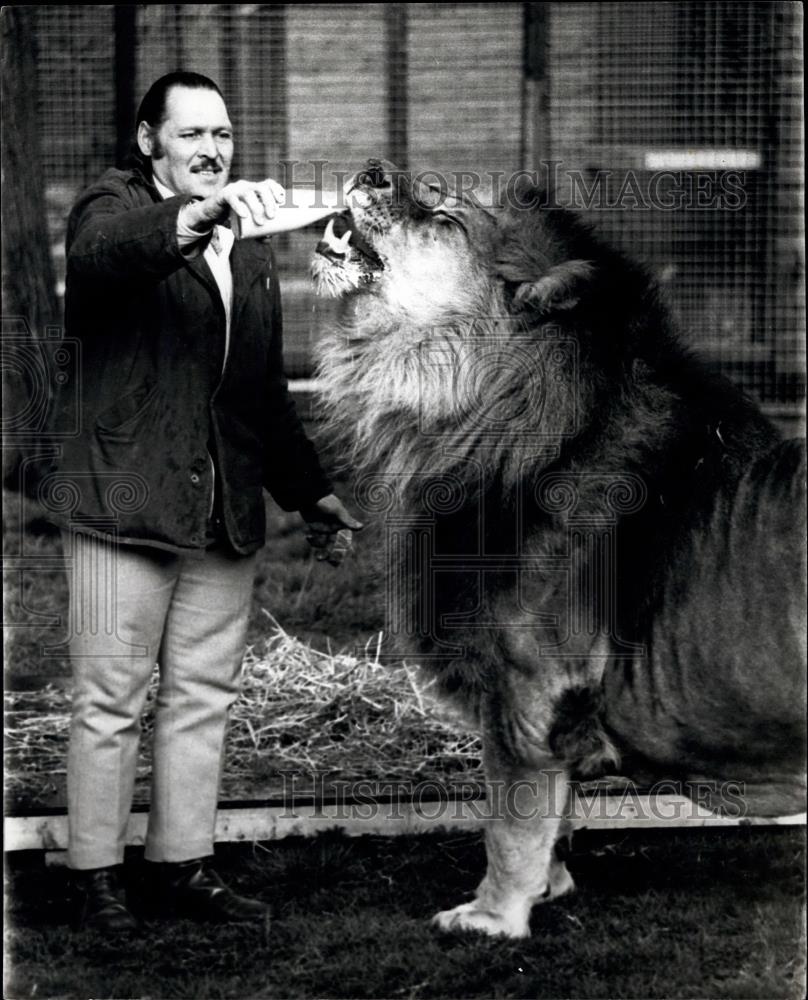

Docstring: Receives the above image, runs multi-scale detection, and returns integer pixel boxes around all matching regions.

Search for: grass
[4,827,806,999]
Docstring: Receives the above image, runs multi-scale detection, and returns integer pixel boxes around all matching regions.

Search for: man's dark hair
[136,70,224,129]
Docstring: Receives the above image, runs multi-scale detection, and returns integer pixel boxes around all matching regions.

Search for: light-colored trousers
[63,530,257,869]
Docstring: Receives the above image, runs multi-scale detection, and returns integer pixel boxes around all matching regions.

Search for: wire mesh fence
[26,2,805,409]
[550,1,804,409]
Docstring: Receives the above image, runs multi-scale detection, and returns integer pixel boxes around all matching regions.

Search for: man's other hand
[300,494,364,566]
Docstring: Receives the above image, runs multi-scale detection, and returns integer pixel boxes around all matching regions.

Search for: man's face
[138,86,234,198]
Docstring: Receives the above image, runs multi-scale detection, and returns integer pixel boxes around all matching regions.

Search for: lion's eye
[432,211,467,235]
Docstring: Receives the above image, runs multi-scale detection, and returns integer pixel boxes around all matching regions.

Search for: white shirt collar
[152,176,177,201]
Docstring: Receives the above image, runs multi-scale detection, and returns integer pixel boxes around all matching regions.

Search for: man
[46,71,361,932]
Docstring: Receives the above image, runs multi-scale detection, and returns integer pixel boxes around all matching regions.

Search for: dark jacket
[43,167,331,555]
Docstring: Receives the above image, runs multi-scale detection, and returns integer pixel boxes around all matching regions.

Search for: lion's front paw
[431,901,530,939]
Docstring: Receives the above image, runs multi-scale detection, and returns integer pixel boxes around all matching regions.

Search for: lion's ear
[513,260,596,313]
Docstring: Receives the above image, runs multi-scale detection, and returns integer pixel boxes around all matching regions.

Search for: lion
[311,159,807,938]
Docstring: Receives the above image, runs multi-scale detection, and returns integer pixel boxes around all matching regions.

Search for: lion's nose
[348,158,399,194]
[357,161,388,189]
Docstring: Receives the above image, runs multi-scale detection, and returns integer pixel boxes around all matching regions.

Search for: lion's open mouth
[316,212,385,271]
[310,209,387,298]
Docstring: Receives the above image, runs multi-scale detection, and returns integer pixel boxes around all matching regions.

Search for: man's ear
[136,122,154,158]
[512,260,596,313]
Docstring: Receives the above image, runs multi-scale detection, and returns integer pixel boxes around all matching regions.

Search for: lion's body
[313,161,806,936]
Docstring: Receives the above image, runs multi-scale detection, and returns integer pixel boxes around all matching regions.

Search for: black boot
[74,866,139,933]
[162,857,271,924]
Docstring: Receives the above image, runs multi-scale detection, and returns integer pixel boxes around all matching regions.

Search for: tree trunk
[1,7,59,487]
[1,7,58,332]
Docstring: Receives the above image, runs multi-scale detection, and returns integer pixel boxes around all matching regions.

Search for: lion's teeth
[335,230,352,253]
[323,217,337,246]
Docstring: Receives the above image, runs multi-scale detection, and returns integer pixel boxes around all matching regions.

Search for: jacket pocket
[92,381,160,473]
[96,381,158,436]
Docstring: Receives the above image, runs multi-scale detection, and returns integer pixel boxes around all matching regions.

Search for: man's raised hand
[185,178,286,231]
